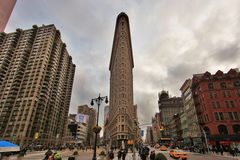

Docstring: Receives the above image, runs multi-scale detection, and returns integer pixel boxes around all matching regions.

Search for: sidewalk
[205,152,240,160]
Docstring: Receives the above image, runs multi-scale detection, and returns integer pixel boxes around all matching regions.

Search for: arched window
[218,125,228,135]
[233,124,240,134]
[203,126,211,135]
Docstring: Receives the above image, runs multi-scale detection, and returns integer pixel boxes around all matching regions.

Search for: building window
[212,102,216,108]
[220,82,227,89]
[121,125,124,131]
[228,112,234,120]
[219,112,224,120]
[209,93,213,99]
[230,101,235,108]
[214,93,217,98]
[214,113,219,121]
[216,101,220,108]
[208,83,214,90]
[233,112,239,120]
[214,112,224,120]
[223,91,226,98]
[227,91,231,97]
[121,116,124,122]
[225,101,230,108]
[233,124,240,134]
[237,89,240,97]
[218,125,228,135]
[234,81,240,87]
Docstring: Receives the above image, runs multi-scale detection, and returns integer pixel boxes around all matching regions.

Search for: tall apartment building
[192,69,240,147]
[0,0,17,32]
[180,79,202,146]
[78,105,96,145]
[108,12,136,147]
[158,90,183,131]
[0,24,75,147]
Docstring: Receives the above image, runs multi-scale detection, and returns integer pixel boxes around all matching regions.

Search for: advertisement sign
[75,114,89,123]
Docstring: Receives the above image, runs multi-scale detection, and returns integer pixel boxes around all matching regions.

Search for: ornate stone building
[158,90,183,137]
[108,12,135,147]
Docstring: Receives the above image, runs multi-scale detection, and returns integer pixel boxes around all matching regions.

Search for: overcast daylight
[5,0,240,129]
[1,0,240,159]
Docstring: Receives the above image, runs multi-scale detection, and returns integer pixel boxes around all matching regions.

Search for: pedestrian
[122,149,127,160]
[44,149,53,160]
[53,152,62,160]
[140,146,149,160]
[219,145,223,155]
[109,150,114,160]
[117,150,122,160]
[149,150,155,160]
[234,147,239,156]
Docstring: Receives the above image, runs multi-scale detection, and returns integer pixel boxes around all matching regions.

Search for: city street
[4,147,239,160]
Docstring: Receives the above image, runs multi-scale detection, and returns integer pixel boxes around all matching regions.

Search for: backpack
[54,152,62,160]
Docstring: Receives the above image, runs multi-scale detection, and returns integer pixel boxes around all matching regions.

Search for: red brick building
[192,69,240,147]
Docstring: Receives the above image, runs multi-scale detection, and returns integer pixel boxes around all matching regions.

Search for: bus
[159,138,172,147]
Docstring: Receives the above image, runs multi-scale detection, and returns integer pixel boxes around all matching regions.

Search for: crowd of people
[208,145,240,157]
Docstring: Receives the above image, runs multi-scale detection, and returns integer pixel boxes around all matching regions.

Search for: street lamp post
[90,93,108,160]
[200,126,209,152]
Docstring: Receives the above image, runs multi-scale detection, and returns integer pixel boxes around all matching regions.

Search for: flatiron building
[108,12,135,147]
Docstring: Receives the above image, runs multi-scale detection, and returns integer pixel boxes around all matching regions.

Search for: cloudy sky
[6,0,240,130]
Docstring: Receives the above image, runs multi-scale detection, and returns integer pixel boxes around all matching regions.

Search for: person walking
[117,150,122,160]
[109,150,114,160]
[150,150,155,160]
[140,146,149,160]
[122,149,127,160]
[219,145,224,156]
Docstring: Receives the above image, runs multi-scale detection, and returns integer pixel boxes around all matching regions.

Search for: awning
[219,141,231,145]
[0,141,20,153]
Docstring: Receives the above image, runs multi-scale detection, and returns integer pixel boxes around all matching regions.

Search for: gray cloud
[6,0,240,129]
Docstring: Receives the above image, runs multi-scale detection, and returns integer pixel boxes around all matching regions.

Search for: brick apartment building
[192,69,240,147]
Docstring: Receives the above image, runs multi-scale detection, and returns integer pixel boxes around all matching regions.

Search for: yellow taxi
[159,145,168,151]
[169,149,187,160]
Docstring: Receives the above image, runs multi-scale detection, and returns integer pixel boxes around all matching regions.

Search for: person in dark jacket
[150,150,155,160]
[140,146,149,160]
[109,150,114,160]
[122,149,127,160]
[117,150,122,160]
